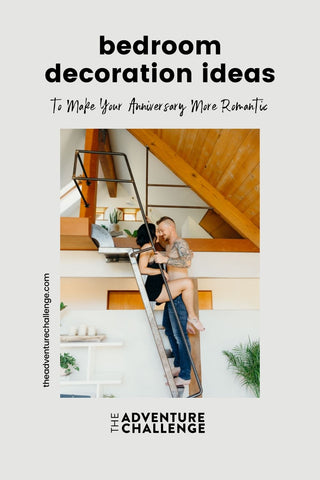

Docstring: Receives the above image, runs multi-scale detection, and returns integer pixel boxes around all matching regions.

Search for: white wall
[60,129,86,189]
[60,250,260,278]
[60,129,86,217]
[200,310,259,397]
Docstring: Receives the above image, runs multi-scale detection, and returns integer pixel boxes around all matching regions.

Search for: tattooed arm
[154,239,193,267]
[167,239,192,267]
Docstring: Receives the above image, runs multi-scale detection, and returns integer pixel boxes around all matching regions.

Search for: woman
[136,223,204,332]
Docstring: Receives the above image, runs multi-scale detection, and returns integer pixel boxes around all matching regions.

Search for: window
[120,208,140,221]
[107,290,213,310]
[95,207,107,220]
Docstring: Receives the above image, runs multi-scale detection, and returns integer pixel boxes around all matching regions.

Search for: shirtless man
[153,216,204,387]
[155,218,193,279]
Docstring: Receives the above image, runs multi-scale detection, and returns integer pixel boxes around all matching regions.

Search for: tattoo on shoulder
[167,239,192,267]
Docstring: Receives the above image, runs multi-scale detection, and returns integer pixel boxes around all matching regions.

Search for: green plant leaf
[222,337,260,397]
[124,229,138,238]
[109,209,120,224]
[60,352,79,372]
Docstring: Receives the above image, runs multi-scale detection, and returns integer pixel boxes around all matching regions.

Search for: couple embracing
[136,216,205,387]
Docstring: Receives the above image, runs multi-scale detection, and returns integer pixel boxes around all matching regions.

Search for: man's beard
[159,235,169,243]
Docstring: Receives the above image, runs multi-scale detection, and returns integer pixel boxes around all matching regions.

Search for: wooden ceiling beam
[200,210,242,239]
[98,129,117,198]
[128,129,260,247]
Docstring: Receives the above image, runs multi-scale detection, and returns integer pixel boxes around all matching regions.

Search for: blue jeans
[162,295,191,381]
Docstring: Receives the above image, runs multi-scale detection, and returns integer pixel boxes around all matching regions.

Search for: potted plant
[222,337,260,397]
[60,352,80,376]
[124,228,138,238]
[109,209,120,232]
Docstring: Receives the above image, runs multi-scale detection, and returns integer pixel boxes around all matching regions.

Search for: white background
[2,1,319,479]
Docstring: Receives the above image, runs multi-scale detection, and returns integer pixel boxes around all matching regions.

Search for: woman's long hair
[136,223,156,247]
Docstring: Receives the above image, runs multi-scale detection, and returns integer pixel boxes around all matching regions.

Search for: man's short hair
[156,216,176,226]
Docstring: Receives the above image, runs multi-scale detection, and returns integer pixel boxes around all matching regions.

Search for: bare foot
[188,318,205,331]
[187,322,196,335]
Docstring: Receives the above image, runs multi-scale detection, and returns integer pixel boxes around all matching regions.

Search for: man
[154,216,199,387]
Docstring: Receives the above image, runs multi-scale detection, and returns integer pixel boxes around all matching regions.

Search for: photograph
[60,128,260,399]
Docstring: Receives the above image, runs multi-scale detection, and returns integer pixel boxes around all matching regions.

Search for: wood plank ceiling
[128,129,260,247]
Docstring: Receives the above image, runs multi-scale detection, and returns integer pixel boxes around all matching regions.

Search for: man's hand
[154,252,168,264]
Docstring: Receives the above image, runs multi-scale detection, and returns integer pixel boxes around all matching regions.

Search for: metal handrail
[72,149,203,398]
